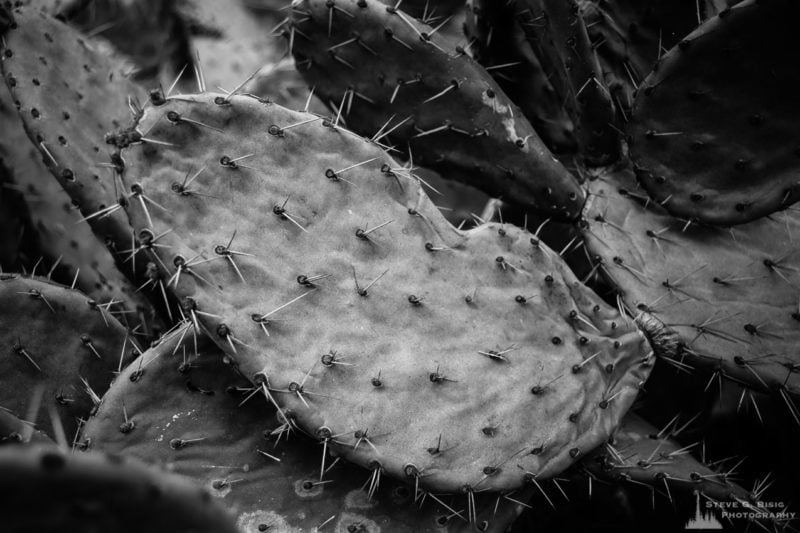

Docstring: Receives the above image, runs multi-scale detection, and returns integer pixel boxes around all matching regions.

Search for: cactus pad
[0,85,155,332]
[585,412,754,503]
[0,274,134,439]
[580,0,704,117]
[103,89,653,492]
[514,0,620,163]
[1,4,145,251]
[83,323,531,532]
[464,0,578,154]
[581,166,800,420]
[0,444,238,533]
[287,0,585,220]
[629,0,800,225]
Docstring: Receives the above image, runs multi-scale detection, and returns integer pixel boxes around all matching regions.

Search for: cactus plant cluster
[1,0,798,531]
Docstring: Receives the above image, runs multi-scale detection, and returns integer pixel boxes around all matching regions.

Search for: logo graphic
[686,492,723,530]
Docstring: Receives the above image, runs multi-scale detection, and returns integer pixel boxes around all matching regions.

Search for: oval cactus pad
[629,0,800,225]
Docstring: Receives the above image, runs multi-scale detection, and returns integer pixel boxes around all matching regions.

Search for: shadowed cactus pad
[1,4,145,254]
[105,90,653,492]
[0,85,156,332]
[83,323,532,533]
[0,444,239,533]
[513,0,619,163]
[286,0,585,220]
[628,0,800,225]
[585,412,755,504]
[464,0,578,154]
[580,166,800,420]
[0,275,135,439]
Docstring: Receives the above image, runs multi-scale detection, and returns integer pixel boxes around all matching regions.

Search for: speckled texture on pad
[83,323,531,533]
[288,0,585,220]
[1,5,145,253]
[113,92,651,492]
[581,165,800,408]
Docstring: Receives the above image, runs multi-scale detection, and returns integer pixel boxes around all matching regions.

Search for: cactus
[0,274,135,440]
[2,0,799,529]
[380,0,466,22]
[511,0,619,164]
[0,407,53,445]
[0,444,239,532]
[286,0,586,220]
[581,411,790,531]
[579,0,704,118]
[628,0,800,226]
[580,163,800,425]
[0,86,159,333]
[102,88,648,493]
[1,3,146,261]
[83,322,532,532]
[585,412,754,505]
[464,0,578,155]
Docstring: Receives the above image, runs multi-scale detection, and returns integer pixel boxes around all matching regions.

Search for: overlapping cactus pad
[512,0,619,163]
[585,412,754,503]
[286,0,585,219]
[0,85,154,330]
[4,0,799,529]
[581,166,800,416]
[464,0,578,154]
[579,0,704,114]
[0,444,238,533]
[103,90,651,492]
[628,0,800,226]
[83,323,532,532]
[0,275,134,438]
[1,5,145,252]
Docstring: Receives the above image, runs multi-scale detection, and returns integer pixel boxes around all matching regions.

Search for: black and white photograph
[0,0,797,531]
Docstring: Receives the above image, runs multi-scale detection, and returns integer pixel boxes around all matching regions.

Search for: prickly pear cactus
[579,0,705,117]
[580,165,800,422]
[58,0,189,84]
[585,412,755,504]
[464,0,578,154]
[513,0,619,164]
[0,86,157,332]
[0,274,135,439]
[286,0,586,219]
[5,0,799,529]
[628,0,800,225]
[83,322,531,533]
[0,407,52,445]
[0,444,239,533]
[0,4,146,255]
[380,0,466,21]
[98,86,650,493]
